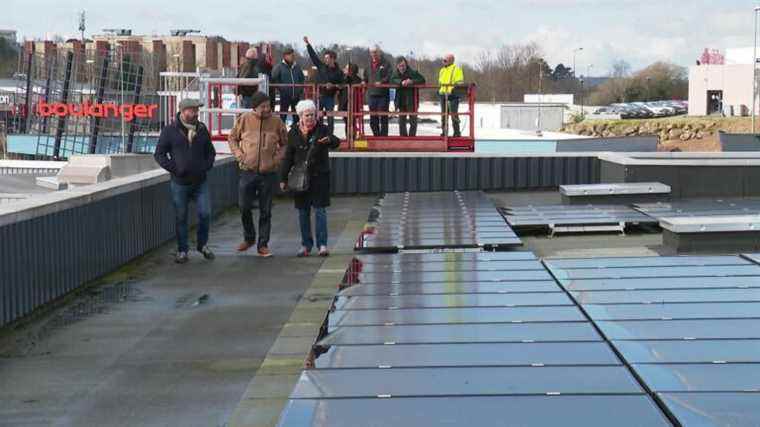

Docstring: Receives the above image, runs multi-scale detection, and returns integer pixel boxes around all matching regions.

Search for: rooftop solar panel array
[634,199,760,220]
[545,254,760,427]
[355,191,522,252]
[502,204,657,230]
[276,251,673,426]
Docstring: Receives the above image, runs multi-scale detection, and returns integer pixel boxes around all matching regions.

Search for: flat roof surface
[4,190,755,426]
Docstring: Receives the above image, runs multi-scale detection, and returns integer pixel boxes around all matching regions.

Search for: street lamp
[580,75,585,118]
[572,47,583,78]
[753,6,760,133]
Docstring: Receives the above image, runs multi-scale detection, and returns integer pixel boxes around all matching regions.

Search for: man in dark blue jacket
[271,47,305,126]
[154,98,217,264]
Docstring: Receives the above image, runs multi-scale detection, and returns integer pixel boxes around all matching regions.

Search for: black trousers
[369,95,390,136]
[398,101,418,137]
[279,94,300,126]
[238,171,275,248]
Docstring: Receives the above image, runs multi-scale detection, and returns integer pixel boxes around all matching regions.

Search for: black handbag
[287,137,317,192]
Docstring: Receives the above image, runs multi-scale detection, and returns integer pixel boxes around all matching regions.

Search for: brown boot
[237,241,254,252]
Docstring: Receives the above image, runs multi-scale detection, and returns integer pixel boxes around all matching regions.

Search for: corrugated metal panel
[718,133,760,151]
[330,156,600,194]
[0,161,239,327]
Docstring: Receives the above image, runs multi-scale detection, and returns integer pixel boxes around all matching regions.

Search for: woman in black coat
[279,99,340,257]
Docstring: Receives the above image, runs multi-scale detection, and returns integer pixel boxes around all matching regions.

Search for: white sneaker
[318,245,330,257]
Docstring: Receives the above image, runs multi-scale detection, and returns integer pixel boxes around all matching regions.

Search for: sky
[3,0,760,75]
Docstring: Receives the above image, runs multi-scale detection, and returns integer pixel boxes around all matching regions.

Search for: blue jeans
[170,180,211,253]
[279,94,300,126]
[319,95,336,134]
[298,204,327,250]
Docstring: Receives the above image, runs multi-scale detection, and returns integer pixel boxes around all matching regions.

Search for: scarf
[180,118,197,144]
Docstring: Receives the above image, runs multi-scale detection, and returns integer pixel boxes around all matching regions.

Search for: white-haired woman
[280,99,340,257]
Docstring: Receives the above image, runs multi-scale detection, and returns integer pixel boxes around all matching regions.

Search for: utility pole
[754,7,760,133]
[537,64,543,136]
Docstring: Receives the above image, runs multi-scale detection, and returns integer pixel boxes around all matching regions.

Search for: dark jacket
[364,57,392,98]
[390,67,426,110]
[154,114,216,185]
[271,60,305,99]
[280,123,340,208]
[339,72,363,110]
[306,44,344,97]
[237,57,271,97]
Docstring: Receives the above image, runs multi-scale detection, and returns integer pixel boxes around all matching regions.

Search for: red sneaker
[237,241,254,252]
[257,246,273,257]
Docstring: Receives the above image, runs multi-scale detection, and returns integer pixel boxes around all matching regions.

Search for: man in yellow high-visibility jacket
[438,54,464,137]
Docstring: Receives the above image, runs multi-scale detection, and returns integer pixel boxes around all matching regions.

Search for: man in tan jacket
[228,92,288,256]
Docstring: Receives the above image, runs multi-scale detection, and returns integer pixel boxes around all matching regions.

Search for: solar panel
[314,342,621,369]
[633,363,760,392]
[541,253,760,427]
[546,255,749,269]
[571,288,760,304]
[659,392,760,427]
[743,253,760,266]
[550,265,760,280]
[318,322,601,346]
[288,366,643,398]
[357,191,522,252]
[350,260,545,273]
[503,205,656,228]
[332,293,573,310]
[597,319,760,340]
[276,396,673,427]
[614,340,760,363]
[327,306,586,329]
[584,302,760,321]
[351,252,537,264]
[561,276,760,291]
[337,281,563,296]
[635,199,760,220]
[347,270,553,284]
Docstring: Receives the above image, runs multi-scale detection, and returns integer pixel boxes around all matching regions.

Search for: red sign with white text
[36,101,158,122]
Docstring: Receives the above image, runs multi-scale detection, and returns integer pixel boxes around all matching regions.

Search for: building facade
[22,33,245,75]
[688,47,755,116]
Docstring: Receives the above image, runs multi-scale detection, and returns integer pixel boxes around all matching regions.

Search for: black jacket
[390,67,426,110]
[339,72,363,109]
[306,44,344,97]
[154,114,216,185]
[280,123,340,180]
[237,57,271,97]
[271,60,305,99]
[365,57,392,98]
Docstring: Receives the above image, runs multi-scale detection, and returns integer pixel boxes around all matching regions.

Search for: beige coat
[228,112,288,173]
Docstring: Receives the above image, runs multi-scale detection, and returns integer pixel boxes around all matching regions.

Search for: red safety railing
[203,81,477,152]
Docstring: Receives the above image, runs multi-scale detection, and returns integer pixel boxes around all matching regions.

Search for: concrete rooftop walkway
[0,195,373,427]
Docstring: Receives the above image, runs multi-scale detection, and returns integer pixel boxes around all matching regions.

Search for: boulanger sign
[36,101,158,122]
[0,94,10,104]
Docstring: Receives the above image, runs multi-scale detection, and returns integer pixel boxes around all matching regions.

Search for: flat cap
[178,98,203,110]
